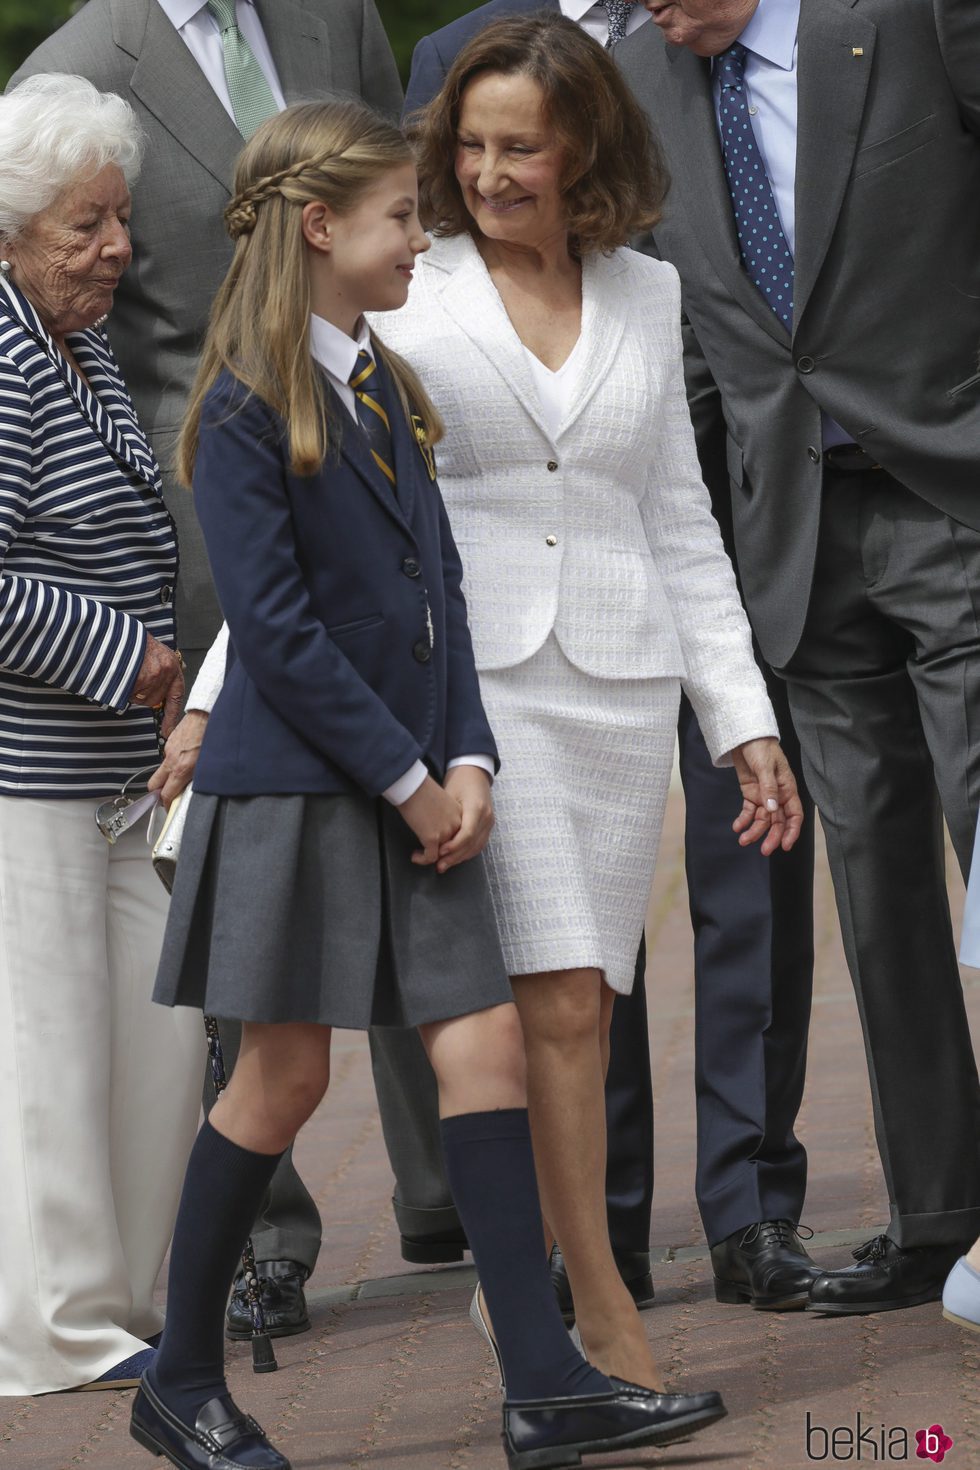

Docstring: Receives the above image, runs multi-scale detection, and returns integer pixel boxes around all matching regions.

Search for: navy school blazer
[192,362,497,798]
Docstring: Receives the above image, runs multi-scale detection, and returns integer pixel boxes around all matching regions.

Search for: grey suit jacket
[618,0,980,667]
[11,0,403,652]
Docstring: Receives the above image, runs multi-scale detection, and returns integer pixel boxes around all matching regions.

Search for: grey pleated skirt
[152,791,513,1029]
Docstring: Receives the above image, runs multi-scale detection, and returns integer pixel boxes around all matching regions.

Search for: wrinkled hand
[399,775,463,866]
[130,635,184,739]
[436,765,494,873]
[148,710,208,808]
[731,736,804,855]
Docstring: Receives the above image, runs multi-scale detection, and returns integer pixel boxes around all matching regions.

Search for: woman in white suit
[373,13,804,1391]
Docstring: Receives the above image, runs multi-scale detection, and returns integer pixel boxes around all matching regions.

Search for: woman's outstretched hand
[731,736,804,855]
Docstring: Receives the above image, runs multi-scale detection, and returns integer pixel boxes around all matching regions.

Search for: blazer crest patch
[411,414,437,480]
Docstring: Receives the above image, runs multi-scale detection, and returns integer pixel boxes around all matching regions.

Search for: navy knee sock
[148,1120,283,1425]
[440,1108,611,1401]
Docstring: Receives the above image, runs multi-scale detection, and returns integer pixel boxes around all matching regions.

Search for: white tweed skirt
[480,633,680,994]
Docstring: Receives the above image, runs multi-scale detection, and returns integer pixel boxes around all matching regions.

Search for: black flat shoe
[711,1220,819,1309]
[400,1226,469,1264]
[131,1376,290,1470]
[225,1260,310,1340]
[809,1235,969,1315]
[502,1381,725,1469]
[550,1245,655,1325]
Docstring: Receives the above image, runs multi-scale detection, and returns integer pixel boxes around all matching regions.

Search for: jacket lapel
[0,279,160,490]
[553,251,629,440]
[257,0,334,103]
[323,378,410,530]
[115,0,244,193]
[793,0,877,327]
[432,235,557,444]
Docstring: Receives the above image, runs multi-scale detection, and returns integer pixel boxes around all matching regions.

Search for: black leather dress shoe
[131,1376,290,1470]
[502,1380,725,1469]
[809,1235,969,1315]
[400,1225,469,1264]
[550,1244,655,1324]
[711,1220,819,1309]
[225,1260,310,1340]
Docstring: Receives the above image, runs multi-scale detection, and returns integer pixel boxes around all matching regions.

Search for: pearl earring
[0,261,10,275]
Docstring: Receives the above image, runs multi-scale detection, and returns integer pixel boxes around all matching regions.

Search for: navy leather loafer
[502,1381,725,1468]
[225,1259,310,1340]
[130,1375,290,1469]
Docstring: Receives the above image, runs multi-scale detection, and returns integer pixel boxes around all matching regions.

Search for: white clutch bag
[150,785,192,894]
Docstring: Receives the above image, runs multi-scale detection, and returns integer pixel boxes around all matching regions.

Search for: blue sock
[148,1120,282,1427]
[440,1108,612,1401]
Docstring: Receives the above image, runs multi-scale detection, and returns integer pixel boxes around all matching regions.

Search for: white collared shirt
[156,0,286,122]
[560,0,651,48]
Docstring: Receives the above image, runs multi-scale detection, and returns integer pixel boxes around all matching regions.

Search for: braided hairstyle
[178,99,442,482]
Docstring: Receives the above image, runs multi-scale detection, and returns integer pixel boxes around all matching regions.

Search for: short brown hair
[411,12,668,256]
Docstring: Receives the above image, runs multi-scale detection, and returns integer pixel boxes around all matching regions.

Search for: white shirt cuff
[383,760,428,806]
[447,754,495,780]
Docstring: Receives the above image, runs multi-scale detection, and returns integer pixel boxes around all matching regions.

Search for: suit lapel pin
[411,415,437,480]
[852,47,864,57]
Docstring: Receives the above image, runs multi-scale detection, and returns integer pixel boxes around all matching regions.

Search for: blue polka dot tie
[717,43,794,329]
[600,0,637,47]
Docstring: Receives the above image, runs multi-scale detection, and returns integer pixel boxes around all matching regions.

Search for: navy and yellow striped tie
[349,350,396,489]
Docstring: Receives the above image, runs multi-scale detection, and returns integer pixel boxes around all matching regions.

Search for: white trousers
[0,797,203,1395]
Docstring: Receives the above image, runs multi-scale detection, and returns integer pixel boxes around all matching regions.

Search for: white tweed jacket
[389,235,775,763]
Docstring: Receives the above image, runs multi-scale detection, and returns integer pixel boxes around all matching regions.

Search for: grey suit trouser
[776,465,980,1249]
[181,645,322,1275]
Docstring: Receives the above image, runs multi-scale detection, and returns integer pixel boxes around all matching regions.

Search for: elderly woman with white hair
[0,74,202,1396]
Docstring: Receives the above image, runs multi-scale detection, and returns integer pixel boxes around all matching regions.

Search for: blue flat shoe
[72,1347,156,1392]
[942,1256,980,1333]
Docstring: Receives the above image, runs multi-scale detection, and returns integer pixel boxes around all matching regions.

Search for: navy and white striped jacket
[0,277,177,797]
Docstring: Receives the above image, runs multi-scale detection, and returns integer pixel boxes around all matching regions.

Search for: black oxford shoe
[502,1380,725,1469]
[130,1376,290,1470]
[711,1220,820,1309]
[550,1244,655,1325]
[225,1259,310,1340]
[809,1235,969,1315]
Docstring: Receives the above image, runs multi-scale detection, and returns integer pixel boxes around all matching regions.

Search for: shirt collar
[309,313,371,385]
[560,0,605,19]
[156,0,255,31]
[738,0,799,70]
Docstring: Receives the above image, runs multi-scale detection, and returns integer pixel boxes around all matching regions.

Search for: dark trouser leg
[680,690,814,1248]
[604,941,655,1254]
[204,1021,321,1273]
[778,470,980,1248]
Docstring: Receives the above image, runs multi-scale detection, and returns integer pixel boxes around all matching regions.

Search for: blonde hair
[178,100,442,482]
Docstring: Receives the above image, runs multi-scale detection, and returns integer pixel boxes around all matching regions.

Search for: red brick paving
[2,793,977,1470]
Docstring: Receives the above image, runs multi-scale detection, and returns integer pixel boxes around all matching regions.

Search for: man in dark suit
[619,0,980,1311]
[405,0,819,1315]
[11,0,405,1337]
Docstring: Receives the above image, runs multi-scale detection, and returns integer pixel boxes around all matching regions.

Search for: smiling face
[643,0,760,56]
[305,161,428,331]
[5,163,132,342]
[454,71,568,250]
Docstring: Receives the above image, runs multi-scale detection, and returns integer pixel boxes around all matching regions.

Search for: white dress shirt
[156,0,286,122]
[188,313,493,803]
[560,0,651,47]
[711,0,849,446]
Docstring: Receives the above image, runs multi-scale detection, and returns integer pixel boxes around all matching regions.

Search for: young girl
[127,102,724,1470]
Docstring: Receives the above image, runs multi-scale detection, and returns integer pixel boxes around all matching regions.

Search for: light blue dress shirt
[712,0,850,446]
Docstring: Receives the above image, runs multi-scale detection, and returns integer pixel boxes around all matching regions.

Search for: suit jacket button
[402,557,421,578]
[807,446,821,463]
[159,584,173,604]
[413,639,432,664]
[547,460,558,472]
[797,355,816,374]
[545,535,558,547]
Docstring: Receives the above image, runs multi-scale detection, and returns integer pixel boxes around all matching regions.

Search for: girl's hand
[436,766,494,873]
[148,710,208,808]
[399,775,463,866]
[731,736,805,855]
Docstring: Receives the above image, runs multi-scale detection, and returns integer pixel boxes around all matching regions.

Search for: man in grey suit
[618,0,980,1311]
[11,0,408,1336]
[405,0,820,1318]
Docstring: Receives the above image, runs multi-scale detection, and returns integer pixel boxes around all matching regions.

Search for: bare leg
[512,968,663,1391]
[967,1237,980,1271]
[418,1002,526,1116]
[211,1020,333,1151]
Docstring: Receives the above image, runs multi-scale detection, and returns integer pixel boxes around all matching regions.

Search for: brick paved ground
[3,792,978,1470]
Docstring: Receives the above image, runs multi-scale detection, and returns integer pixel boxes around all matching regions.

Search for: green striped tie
[206,0,279,139]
